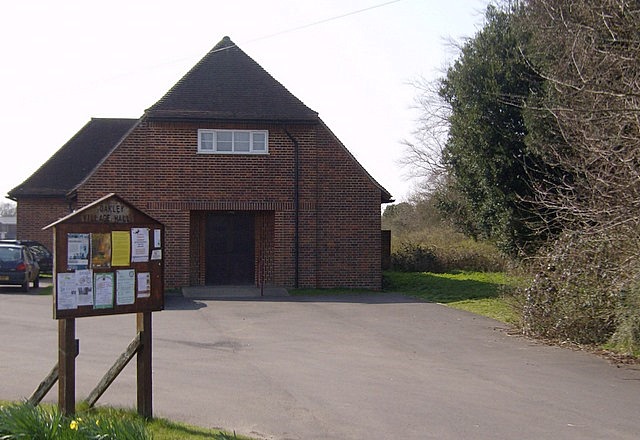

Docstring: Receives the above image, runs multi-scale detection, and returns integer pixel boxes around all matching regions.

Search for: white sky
[1,0,487,204]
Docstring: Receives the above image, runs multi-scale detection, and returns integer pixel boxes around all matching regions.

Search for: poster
[94,272,114,309]
[91,233,111,268]
[56,272,78,310]
[131,228,150,263]
[137,272,151,298]
[116,269,135,305]
[76,269,94,306]
[67,233,89,270]
[111,231,130,266]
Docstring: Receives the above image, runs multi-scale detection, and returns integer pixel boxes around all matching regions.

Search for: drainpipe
[284,128,300,288]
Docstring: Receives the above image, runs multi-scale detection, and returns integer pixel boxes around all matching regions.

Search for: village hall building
[8,36,393,290]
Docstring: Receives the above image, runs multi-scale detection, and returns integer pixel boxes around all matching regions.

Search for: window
[198,129,269,154]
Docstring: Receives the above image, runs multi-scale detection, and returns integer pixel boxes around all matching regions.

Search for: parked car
[0,240,52,274]
[0,243,40,291]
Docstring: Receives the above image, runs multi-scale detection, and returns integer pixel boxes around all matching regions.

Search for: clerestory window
[198,129,268,154]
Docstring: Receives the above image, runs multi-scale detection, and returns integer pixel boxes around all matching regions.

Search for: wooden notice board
[45,194,164,319]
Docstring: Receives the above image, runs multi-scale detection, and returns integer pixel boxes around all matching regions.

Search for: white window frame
[197,129,269,154]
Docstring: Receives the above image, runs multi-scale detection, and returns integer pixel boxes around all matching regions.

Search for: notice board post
[45,193,164,417]
[137,311,152,418]
[58,318,75,416]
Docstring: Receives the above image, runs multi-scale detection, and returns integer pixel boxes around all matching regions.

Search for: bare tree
[0,202,16,216]
[525,0,640,242]
[520,0,640,345]
[399,76,451,192]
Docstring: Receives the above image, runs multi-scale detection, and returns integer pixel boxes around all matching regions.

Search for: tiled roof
[8,118,137,199]
[145,36,319,122]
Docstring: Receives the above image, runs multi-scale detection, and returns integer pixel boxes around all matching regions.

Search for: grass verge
[290,271,520,325]
[384,271,520,325]
[0,402,251,440]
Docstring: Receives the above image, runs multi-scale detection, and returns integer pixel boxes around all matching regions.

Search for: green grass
[289,271,521,325]
[147,417,243,439]
[384,271,520,325]
[0,402,251,440]
[38,285,53,295]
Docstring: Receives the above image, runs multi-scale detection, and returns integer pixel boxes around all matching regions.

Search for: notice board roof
[44,193,162,229]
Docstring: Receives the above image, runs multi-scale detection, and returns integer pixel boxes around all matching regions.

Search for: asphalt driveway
[2,285,640,439]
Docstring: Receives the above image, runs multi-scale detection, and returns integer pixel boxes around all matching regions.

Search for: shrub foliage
[0,402,151,440]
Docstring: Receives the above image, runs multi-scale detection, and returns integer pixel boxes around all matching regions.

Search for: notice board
[45,194,164,319]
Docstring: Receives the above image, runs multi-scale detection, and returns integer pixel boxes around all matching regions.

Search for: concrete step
[181,285,289,299]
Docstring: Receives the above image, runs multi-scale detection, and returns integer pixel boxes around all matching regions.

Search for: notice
[67,233,89,270]
[137,272,151,298]
[131,228,150,263]
[153,229,162,248]
[150,249,162,260]
[91,233,111,268]
[56,272,78,310]
[76,269,94,306]
[111,231,130,266]
[116,269,135,305]
[94,272,114,309]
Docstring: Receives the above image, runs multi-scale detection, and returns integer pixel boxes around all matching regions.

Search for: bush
[383,198,508,273]
[609,281,640,356]
[519,233,621,344]
[391,243,442,272]
[391,240,506,273]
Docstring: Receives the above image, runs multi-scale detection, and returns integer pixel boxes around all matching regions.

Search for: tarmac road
[2,283,640,440]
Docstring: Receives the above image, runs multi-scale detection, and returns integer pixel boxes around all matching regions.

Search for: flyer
[76,269,94,306]
[56,272,78,310]
[91,233,111,268]
[131,228,150,263]
[67,233,89,270]
[116,269,136,305]
[94,272,114,309]
[137,272,151,298]
[111,231,131,266]
[154,228,162,248]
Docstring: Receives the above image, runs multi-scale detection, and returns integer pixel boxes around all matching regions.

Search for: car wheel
[33,275,40,289]
[21,280,30,292]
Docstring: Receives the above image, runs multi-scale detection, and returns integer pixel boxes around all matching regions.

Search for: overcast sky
[1,0,487,204]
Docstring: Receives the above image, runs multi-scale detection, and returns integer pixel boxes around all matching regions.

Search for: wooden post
[136,312,152,418]
[58,318,76,416]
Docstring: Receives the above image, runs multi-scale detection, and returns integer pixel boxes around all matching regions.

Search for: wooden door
[205,212,255,285]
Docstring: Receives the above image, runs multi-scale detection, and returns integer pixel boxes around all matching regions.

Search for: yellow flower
[70,419,79,430]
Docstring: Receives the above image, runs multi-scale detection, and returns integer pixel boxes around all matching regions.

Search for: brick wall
[16,198,71,249]
[316,126,383,289]
[71,118,383,290]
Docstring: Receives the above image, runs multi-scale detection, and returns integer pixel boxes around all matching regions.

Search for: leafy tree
[436,3,550,256]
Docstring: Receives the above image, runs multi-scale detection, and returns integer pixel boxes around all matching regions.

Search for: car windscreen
[0,247,21,262]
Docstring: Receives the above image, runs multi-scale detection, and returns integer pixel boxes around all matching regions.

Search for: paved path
[2,285,640,439]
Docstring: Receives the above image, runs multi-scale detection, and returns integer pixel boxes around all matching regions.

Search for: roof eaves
[67,117,142,197]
